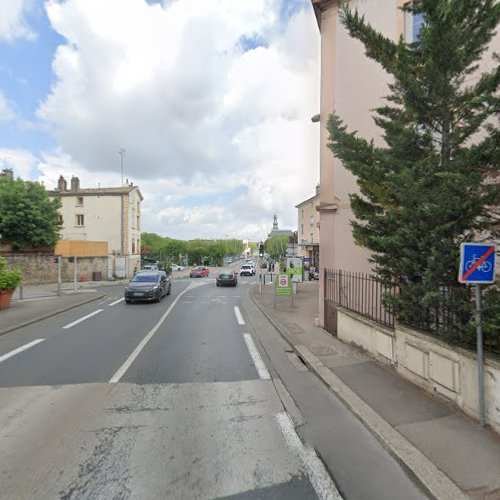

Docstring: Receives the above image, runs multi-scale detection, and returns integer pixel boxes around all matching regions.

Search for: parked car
[240,264,255,276]
[216,268,238,287]
[141,263,158,271]
[190,266,209,278]
[171,264,185,271]
[124,271,171,303]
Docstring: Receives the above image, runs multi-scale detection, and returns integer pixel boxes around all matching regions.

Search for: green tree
[264,235,289,259]
[327,0,499,338]
[0,177,62,250]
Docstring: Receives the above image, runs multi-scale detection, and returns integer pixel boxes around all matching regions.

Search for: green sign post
[275,273,293,307]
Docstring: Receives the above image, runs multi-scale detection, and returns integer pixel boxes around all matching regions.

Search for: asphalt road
[0,271,429,499]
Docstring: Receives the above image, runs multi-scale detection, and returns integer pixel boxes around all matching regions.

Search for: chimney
[57,175,67,191]
[70,176,80,191]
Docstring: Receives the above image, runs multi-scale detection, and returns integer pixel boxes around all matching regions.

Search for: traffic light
[259,242,264,258]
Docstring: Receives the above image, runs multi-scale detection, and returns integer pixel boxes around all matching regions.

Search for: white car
[240,264,255,276]
[171,264,185,271]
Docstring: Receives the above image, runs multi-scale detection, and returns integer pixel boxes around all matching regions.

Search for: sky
[0,0,320,242]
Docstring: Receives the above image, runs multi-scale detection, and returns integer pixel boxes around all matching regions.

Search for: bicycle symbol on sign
[465,254,493,273]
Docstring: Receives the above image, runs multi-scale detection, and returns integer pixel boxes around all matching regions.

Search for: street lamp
[118,147,126,186]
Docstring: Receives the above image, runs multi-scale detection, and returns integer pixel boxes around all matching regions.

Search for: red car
[190,266,209,278]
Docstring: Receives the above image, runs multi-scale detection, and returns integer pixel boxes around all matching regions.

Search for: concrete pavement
[251,279,500,500]
[2,272,499,498]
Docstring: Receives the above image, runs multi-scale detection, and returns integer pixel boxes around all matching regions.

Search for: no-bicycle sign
[459,243,496,284]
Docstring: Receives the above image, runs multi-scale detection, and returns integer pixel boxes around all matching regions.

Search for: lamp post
[118,147,125,186]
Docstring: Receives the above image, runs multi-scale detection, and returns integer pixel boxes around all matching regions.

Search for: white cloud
[0,148,38,179]
[0,93,16,121]
[0,0,36,42]
[35,0,320,241]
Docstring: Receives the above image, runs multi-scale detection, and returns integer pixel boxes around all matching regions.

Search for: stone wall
[3,254,108,284]
[337,308,500,433]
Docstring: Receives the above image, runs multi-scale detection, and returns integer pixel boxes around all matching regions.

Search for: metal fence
[324,270,396,334]
[324,269,499,355]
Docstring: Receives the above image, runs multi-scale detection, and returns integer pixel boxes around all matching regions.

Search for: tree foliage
[141,233,244,266]
[264,235,289,259]
[327,0,499,340]
[0,177,62,250]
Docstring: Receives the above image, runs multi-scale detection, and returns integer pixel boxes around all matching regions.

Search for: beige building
[296,185,320,268]
[50,176,143,278]
[311,0,500,326]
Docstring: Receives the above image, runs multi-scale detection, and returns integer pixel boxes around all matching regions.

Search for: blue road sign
[459,243,496,284]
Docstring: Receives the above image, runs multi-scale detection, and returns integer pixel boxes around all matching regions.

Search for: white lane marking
[0,339,45,364]
[275,412,343,500]
[109,284,192,383]
[62,309,103,329]
[242,333,271,380]
[234,306,245,325]
[108,297,125,306]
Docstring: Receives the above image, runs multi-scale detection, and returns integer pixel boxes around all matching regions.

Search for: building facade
[296,185,320,269]
[50,176,143,278]
[311,0,500,326]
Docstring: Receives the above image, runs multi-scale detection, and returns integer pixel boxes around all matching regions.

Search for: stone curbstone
[249,286,469,500]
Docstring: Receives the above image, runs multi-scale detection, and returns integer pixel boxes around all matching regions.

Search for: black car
[125,271,171,303]
[216,268,238,287]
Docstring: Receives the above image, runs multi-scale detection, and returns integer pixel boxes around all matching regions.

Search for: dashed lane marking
[234,306,245,325]
[242,333,270,380]
[0,339,45,364]
[62,309,103,329]
[108,297,125,306]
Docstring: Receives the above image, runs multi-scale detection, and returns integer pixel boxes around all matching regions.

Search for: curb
[249,287,468,500]
[0,292,106,336]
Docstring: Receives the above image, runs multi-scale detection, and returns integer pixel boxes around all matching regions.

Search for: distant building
[268,214,293,239]
[49,175,143,278]
[296,185,320,268]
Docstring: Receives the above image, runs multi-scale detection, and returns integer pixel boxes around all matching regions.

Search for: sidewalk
[251,280,500,500]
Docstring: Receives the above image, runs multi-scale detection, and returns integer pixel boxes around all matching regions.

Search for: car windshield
[220,269,233,274]
[131,274,159,282]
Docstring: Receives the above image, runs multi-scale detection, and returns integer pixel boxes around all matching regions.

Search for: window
[131,208,136,229]
[76,196,84,206]
[405,8,424,43]
[310,233,314,243]
[76,214,84,226]
[132,239,136,254]
[301,209,304,219]
[301,223,304,235]
[310,214,314,226]
[58,214,63,224]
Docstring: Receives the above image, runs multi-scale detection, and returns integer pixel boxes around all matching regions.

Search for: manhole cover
[310,345,337,356]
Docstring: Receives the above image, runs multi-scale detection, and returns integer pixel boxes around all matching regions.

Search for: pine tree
[327,0,499,340]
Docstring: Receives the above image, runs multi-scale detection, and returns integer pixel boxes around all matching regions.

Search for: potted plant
[0,256,22,310]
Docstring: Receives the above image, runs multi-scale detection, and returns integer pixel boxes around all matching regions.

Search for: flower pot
[0,289,14,310]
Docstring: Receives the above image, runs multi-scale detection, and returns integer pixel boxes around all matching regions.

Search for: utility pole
[118,147,126,186]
